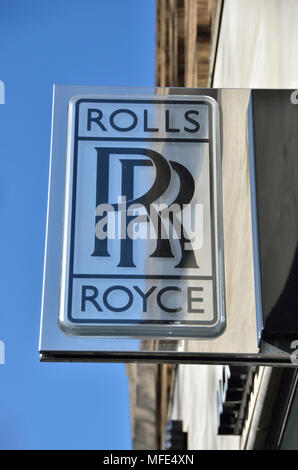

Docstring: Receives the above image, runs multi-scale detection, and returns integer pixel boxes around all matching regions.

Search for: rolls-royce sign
[40,86,225,361]
[59,94,224,338]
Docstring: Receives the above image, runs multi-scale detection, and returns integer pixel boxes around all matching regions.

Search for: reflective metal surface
[39,86,298,365]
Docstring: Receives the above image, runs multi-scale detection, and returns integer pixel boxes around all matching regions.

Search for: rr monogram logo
[91,147,198,269]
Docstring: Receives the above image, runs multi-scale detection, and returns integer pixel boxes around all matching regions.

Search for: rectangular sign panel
[40,87,298,364]
[59,94,225,338]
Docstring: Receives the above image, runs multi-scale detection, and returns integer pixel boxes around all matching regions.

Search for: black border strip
[78,137,210,143]
[73,274,213,279]
[40,351,296,366]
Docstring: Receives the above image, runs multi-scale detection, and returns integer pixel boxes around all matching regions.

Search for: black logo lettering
[91,147,198,268]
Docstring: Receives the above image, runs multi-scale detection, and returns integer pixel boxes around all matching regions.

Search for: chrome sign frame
[40,86,225,360]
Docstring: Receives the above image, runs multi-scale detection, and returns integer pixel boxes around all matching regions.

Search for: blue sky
[0,0,155,449]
